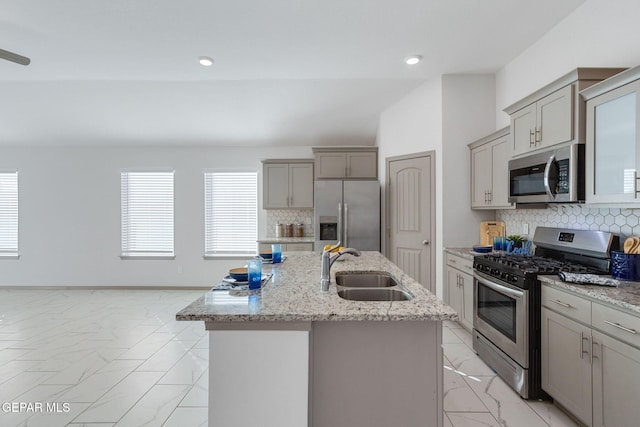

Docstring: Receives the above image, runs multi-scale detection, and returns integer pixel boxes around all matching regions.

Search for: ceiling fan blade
[0,48,31,66]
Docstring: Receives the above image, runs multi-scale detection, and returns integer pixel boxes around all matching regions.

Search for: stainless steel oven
[474,271,528,368]
[472,227,619,400]
[473,270,534,398]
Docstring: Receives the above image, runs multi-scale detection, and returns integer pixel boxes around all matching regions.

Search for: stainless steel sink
[335,272,398,288]
[337,288,413,301]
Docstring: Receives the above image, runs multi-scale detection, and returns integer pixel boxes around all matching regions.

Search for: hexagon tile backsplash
[265,209,314,237]
[497,206,640,241]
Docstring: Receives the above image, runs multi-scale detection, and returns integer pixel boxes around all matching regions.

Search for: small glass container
[285,224,294,238]
[272,244,282,264]
[295,223,304,237]
[247,259,263,290]
[275,223,284,237]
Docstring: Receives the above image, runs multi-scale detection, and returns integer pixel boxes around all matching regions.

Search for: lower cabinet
[541,284,640,427]
[541,307,592,425]
[445,252,473,331]
[591,330,640,427]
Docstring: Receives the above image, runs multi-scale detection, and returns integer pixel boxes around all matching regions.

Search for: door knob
[422,240,430,245]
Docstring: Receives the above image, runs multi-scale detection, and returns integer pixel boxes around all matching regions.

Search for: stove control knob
[511,276,519,284]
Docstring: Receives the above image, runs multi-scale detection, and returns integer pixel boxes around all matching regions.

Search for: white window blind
[121,171,174,257]
[204,171,258,256]
[0,172,18,256]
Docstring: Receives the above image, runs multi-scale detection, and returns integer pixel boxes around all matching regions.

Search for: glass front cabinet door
[583,67,640,204]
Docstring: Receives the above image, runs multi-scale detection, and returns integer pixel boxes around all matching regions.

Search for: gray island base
[176,252,458,427]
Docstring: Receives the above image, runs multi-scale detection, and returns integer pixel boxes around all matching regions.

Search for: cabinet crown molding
[261,158,313,164]
[467,126,510,149]
[581,64,640,100]
[503,67,627,115]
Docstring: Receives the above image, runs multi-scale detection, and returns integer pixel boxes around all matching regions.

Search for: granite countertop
[176,252,458,323]
[540,275,640,316]
[257,236,315,244]
[444,247,483,261]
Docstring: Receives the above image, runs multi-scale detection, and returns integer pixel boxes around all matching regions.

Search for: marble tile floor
[0,289,580,427]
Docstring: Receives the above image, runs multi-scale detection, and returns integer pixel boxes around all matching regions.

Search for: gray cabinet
[445,252,473,331]
[313,147,377,179]
[469,127,513,209]
[541,307,592,425]
[592,330,640,427]
[504,68,626,157]
[582,66,640,204]
[541,284,640,427]
[263,161,314,209]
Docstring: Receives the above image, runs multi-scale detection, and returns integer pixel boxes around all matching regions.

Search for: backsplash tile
[265,209,314,237]
[497,206,640,242]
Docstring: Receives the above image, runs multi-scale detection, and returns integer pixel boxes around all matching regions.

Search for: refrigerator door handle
[337,202,343,244]
[344,203,349,247]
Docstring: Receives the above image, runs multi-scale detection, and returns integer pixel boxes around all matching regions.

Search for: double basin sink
[335,271,413,302]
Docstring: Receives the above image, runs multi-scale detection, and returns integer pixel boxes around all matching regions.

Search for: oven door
[473,271,529,368]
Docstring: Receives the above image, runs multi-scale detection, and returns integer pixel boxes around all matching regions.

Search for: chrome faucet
[320,242,361,292]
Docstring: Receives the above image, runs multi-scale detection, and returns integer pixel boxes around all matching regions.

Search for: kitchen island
[177,251,457,427]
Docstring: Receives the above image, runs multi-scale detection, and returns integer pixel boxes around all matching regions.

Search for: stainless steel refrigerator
[314,180,380,251]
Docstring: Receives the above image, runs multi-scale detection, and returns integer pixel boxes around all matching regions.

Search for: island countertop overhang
[176,251,458,322]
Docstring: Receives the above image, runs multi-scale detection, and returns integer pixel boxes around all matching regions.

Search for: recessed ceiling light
[405,55,422,65]
[199,56,214,67]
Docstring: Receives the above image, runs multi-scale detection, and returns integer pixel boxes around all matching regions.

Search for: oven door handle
[474,272,524,300]
[543,154,556,200]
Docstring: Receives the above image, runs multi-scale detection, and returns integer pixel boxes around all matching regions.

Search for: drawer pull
[550,299,572,308]
[604,320,637,335]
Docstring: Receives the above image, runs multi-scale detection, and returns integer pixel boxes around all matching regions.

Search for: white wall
[496,0,640,127]
[0,145,312,286]
[377,75,495,297]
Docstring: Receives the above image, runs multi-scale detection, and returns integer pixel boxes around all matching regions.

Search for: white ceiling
[0,0,584,147]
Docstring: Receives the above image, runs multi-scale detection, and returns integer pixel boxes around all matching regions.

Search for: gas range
[471,227,619,400]
[473,253,609,289]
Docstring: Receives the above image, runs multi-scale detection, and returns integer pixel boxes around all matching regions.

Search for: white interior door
[387,153,434,292]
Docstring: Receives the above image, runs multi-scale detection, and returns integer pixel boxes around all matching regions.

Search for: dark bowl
[228,267,249,281]
[259,252,273,260]
[473,245,493,253]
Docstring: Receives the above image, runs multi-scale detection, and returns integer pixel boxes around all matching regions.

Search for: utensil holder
[611,251,640,281]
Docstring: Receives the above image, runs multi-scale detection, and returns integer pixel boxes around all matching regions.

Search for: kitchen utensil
[480,221,506,246]
[624,237,640,254]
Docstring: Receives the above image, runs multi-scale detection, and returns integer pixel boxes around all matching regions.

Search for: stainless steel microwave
[508,144,585,204]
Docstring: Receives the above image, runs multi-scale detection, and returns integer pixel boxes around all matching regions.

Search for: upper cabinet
[313,147,378,179]
[504,68,626,157]
[262,160,314,209]
[469,127,514,209]
[582,66,640,204]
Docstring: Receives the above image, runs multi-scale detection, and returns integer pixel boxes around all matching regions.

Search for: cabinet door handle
[604,320,637,335]
[488,191,492,203]
[550,299,572,308]
[635,171,639,198]
[535,127,541,143]
[592,340,599,363]
[580,333,591,361]
[529,129,535,147]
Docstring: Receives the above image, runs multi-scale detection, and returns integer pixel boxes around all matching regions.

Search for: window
[204,171,258,256]
[0,171,18,257]
[121,171,174,258]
